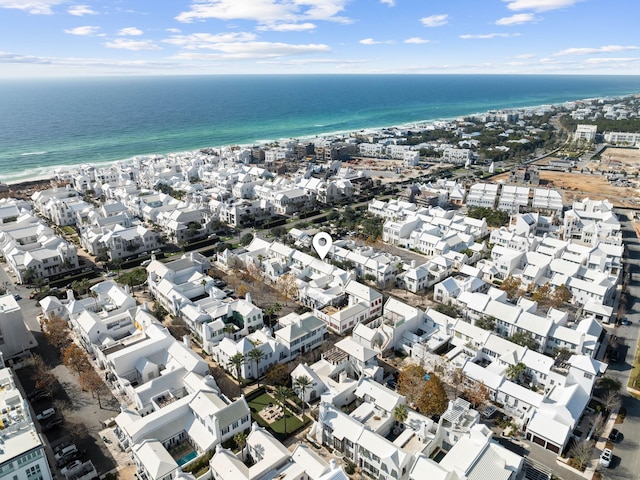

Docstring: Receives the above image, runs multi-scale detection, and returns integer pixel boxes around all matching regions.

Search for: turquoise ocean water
[0,74,639,183]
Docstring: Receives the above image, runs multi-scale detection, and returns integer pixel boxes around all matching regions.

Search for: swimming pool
[176,450,197,466]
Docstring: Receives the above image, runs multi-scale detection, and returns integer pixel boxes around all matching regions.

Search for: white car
[599,448,612,468]
[36,407,56,421]
[60,460,82,475]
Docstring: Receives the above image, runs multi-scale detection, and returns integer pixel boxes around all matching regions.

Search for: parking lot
[14,332,122,478]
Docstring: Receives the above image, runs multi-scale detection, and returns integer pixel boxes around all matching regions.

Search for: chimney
[183,335,191,348]
[67,289,75,301]
[245,292,252,304]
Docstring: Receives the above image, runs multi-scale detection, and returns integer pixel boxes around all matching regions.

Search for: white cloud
[404,37,429,44]
[118,27,144,36]
[68,4,98,16]
[105,39,162,50]
[460,33,520,39]
[584,57,640,65]
[0,0,64,14]
[164,32,257,49]
[171,41,331,59]
[380,0,395,6]
[515,53,536,58]
[64,26,101,36]
[359,38,393,45]
[257,22,317,31]
[420,14,448,27]
[166,28,181,33]
[496,13,537,25]
[503,0,580,12]
[259,58,366,65]
[176,0,350,24]
[553,45,640,56]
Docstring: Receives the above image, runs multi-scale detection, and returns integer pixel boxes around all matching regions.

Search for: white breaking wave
[20,151,47,156]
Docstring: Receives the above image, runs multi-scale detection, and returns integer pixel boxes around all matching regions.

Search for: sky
[1,0,640,77]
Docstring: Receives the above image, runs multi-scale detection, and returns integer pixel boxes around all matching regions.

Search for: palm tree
[294,375,312,418]
[247,348,266,387]
[229,353,245,386]
[275,386,293,434]
[223,323,235,339]
[394,404,408,426]
[506,362,526,383]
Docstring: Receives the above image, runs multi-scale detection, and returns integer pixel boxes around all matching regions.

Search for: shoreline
[3,91,638,190]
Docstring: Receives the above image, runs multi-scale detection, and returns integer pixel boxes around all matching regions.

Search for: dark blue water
[0,74,638,183]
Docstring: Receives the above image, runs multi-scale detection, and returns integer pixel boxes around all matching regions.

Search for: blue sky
[1,0,640,77]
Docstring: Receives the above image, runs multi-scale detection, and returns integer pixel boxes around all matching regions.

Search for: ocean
[0,74,639,184]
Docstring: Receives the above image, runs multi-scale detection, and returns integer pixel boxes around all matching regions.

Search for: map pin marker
[312,232,333,260]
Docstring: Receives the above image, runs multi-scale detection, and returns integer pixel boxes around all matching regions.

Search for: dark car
[13,294,21,301]
[28,389,52,403]
[610,349,620,363]
[621,318,632,326]
[42,417,64,432]
[609,428,620,443]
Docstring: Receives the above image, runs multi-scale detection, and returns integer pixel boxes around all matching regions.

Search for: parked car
[54,444,78,461]
[621,318,632,326]
[36,407,56,421]
[42,417,64,432]
[599,448,612,468]
[609,428,620,443]
[609,348,620,363]
[213,278,226,288]
[60,460,82,475]
[53,441,73,455]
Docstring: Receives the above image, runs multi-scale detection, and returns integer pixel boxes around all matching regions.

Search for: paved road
[605,209,640,478]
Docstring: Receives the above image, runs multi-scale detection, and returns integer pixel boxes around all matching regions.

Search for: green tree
[597,376,622,394]
[506,362,527,383]
[229,353,245,385]
[416,373,448,417]
[241,233,254,246]
[233,431,247,453]
[508,331,537,350]
[223,324,235,339]
[71,278,90,297]
[393,403,408,425]
[476,316,496,331]
[294,375,312,417]
[247,348,266,386]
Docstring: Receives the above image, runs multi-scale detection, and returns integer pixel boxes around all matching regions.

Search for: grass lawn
[247,391,307,436]
[248,392,275,412]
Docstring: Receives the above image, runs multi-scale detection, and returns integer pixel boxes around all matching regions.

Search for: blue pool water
[176,450,197,466]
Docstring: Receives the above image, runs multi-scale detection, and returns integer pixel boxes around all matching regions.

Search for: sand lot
[492,147,640,207]
[587,147,640,174]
